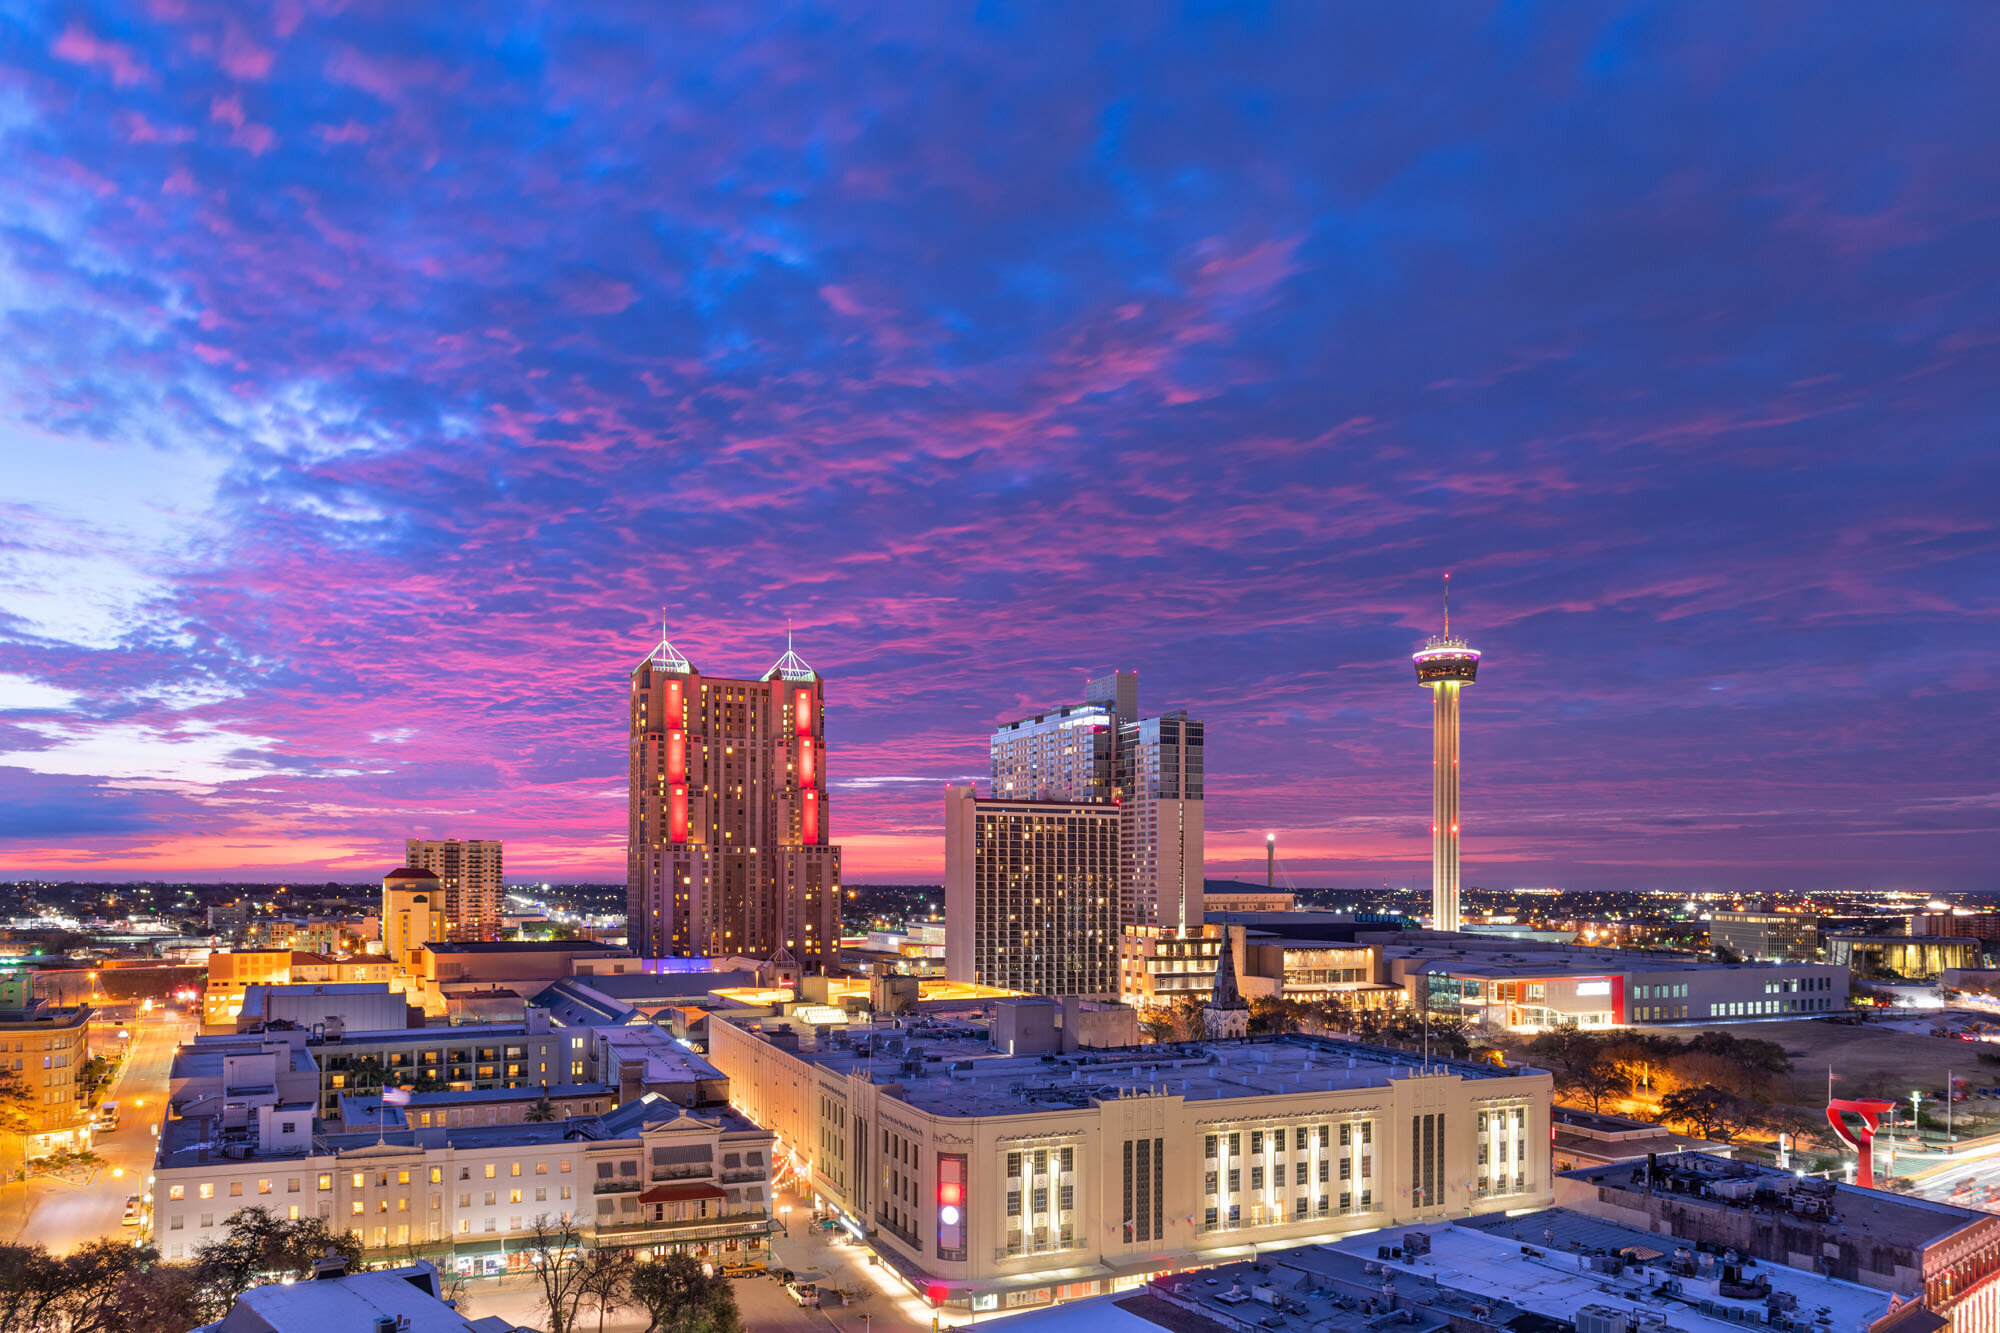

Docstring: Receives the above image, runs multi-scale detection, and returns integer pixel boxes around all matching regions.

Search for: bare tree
[521,1213,594,1333]
[579,1246,638,1333]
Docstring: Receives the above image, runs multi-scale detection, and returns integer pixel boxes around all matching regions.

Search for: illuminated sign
[1575,980,1611,997]
[936,1153,967,1260]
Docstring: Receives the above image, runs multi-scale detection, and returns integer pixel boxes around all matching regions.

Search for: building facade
[944,788,1121,997]
[1118,711,1205,934]
[626,634,841,968]
[381,867,441,968]
[1829,933,1983,980]
[1708,909,1820,962]
[989,672,1207,939]
[710,1013,1554,1312]
[0,998,93,1157]
[152,1094,775,1275]
[404,839,504,943]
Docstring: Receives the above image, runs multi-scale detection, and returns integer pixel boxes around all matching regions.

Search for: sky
[1,3,1996,893]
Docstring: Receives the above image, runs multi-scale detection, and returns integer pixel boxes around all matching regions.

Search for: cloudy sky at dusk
[2,4,1996,892]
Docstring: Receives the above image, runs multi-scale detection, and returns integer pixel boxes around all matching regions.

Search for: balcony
[593,1179,643,1195]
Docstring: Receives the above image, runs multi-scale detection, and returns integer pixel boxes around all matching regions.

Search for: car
[720,1262,765,1279]
[121,1195,143,1226]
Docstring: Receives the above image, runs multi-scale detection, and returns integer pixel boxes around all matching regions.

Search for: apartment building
[152,1092,775,1274]
[0,998,94,1157]
[709,1007,1553,1312]
[405,839,505,942]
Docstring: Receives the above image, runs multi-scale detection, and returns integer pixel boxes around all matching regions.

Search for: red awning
[639,1183,728,1204]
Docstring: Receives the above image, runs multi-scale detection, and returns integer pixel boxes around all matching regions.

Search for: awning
[640,1182,728,1204]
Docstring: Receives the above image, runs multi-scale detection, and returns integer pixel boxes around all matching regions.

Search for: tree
[1656,1087,1763,1143]
[1561,1059,1631,1112]
[0,1240,150,1333]
[109,1258,205,1333]
[521,1213,593,1333]
[630,1252,743,1333]
[78,1055,115,1107]
[1138,997,1204,1044]
[192,1208,366,1316]
[525,1093,559,1123]
[578,1246,638,1333]
[0,1068,33,1233]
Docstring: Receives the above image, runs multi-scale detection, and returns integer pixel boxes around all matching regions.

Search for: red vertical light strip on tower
[799,736,815,789]
[666,732,686,785]
[669,786,688,843]
[794,688,811,735]
[803,790,818,845]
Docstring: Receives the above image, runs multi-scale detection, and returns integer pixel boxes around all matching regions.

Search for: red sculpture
[1826,1097,1898,1186]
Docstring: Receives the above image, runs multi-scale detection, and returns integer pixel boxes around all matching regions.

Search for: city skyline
[2,7,1996,892]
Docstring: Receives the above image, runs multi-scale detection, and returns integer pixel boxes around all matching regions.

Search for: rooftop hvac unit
[1576,1306,1630,1333]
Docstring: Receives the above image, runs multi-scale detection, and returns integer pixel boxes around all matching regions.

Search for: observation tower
[1413,574,1480,932]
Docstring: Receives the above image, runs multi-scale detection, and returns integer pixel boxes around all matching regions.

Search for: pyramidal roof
[1207,935,1249,1011]
[762,628,817,682]
[638,613,693,675]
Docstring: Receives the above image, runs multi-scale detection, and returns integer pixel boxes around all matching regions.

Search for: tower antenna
[1442,573,1450,637]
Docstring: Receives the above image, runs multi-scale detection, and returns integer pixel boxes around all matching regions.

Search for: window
[169,1185,185,1201]
[510,1190,522,1204]
[484,1164,496,1179]
[257,1179,271,1195]
[511,1163,522,1177]
[198,1184,214,1200]
[319,1174,332,1191]
[351,1202,364,1215]
[352,1173,365,1188]
[430,1167,442,1184]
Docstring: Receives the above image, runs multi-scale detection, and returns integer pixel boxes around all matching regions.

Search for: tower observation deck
[1413,575,1479,932]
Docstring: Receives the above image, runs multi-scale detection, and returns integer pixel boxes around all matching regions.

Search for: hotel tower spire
[1413,574,1480,932]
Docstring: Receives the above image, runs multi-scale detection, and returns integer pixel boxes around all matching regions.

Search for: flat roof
[423,941,629,955]
[730,1020,1535,1118]
[1565,1153,1984,1250]
[1334,1210,1899,1333]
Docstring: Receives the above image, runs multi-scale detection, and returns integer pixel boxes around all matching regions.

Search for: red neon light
[794,688,811,735]
[666,731,685,785]
[938,1181,962,1206]
[803,790,818,845]
[799,736,815,789]
[669,785,688,843]
[664,679,682,717]
[925,1285,947,1306]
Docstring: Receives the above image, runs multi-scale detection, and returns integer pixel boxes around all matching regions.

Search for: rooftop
[728,1019,1536,1118]
[422,940,629,955]
[197,1260,525,1333]
[1565,1153,1986,1251]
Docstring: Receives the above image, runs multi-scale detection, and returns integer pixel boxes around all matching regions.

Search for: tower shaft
[1430,680,1461,932]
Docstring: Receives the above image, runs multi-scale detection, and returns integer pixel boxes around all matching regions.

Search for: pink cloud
[52,22,152,88]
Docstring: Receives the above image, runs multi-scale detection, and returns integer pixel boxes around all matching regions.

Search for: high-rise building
[404,838,503,941]
[1119,710,1205,933]
[944,786,1121,996]
[626,631,841,967]
[1413,576,1478,933]
[987,671,1205,935]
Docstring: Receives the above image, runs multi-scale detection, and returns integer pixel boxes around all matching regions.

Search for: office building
[203,950,399,1028]
[1912,910,2000,940]
[1413,576,1479,933]
[626,631,841,967]
[710,1009,1553,1313]
[405,840,504,942]
[990,671,1206,937]
[153,1090,775,1273]
[1708,908,1819,961]
[1560,1153,2000,1332]
[0,998,93,1157]
[944,787,1122,996]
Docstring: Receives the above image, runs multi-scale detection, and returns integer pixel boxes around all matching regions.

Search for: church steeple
[1203,929,1250,1039]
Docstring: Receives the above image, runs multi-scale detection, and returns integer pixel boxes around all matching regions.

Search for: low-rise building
[192,1256,531,1333]
[0,997,94,1156]
[1383,933,1847,1031]
[1708,908,1820,962]
[1559,1153,2000,1332]
[237,981,419,1033]
[204,951,401,1028]
[1828,934,1982,981]
[1548,1105,1731,1171]
[153,1091,775,1274]
[336,1084,617,1132]
[709,1005,1554,1312]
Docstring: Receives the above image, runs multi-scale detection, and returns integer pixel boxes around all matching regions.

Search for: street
[4,1009,192,1252]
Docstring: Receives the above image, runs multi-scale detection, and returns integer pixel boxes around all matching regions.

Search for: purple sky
[1,4,1996,891]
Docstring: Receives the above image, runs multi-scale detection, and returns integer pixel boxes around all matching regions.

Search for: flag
[382,1088,413,1106]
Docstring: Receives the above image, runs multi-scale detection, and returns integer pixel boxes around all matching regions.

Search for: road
[3,1009,192,1252]
[457,1185,956,1333]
